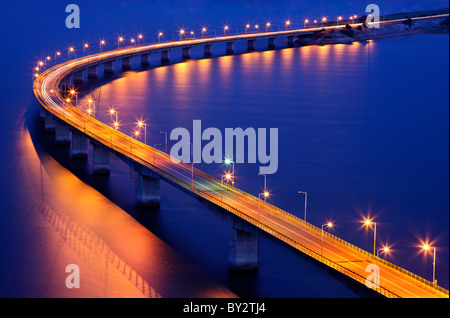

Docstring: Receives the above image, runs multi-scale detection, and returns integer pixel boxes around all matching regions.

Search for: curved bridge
[33,17,449,298]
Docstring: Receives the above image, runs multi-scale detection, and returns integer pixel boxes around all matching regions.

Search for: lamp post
[179,29,185,40]
[138,34,143,45]
[221,173,232,202]
[158,32,163,43]
[364,219,377,255]
[337,16,343,25]
[298,191,307,221]
[118,36,124,48]
[160,131,168,153]
[201,27,207,38]
[153,143,161,164]
[377,247,390,267]
[130,130,140,153]
[100,40,106,52]
[422,244,437,285]
[258,173,267,201]
[69,89,78,107]
[304,19,309,28]
[266,22,271,32]
[321,222,333,256]
[137,120,147,145]
[285,19,291,29]
[109,108,118,123]
[224,158,234,185]
[68,47,74,59]
[224,25,229,35]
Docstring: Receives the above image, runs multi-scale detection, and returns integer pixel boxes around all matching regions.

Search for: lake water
[0,1,448,297]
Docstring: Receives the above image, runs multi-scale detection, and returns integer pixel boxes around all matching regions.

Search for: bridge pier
[60,77,71,92]
[44,111,56,132]
[247,39,256,52]
[122,57,131,70]
[204,44,212,57]
[226,41,234,54]
[287,35,295,47]
[92,143,110,174]
[88,65,98,79]
[55,121,71,145]
[229,226,258,271]
[141,53,150,66]
[268,37,276,50]
[136,174,161,207]
[73,69,84,85]
[71,131,88,159]
[161,50,170,63]
[182,47,191,60]
[104,61,114,74]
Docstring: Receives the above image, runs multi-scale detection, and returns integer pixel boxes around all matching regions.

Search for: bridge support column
[141,53,150,66]
[268,37,276,49]
[104,61,114,74]
[55,121,71,145]
[122,57,131,70]
[88,65,98,78]
[136,174,161,207]
[60,77,71,92]
[40,107,46,122]
[71,131,88,159]
[226,42,234,54]
[287,35,295,47]
[182,47,191,60]
[247,39,255,52]
[92,143,110,174]
[161,50,170,63]
[204,44,212,57]
[44,111,56,132]
[73,69,84,84]
[229,227,258,271]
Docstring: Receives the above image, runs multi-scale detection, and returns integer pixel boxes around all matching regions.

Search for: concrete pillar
[229,228,258,271]
[88,65,98,78]
[40,107,46,122]
[71,131,88,159]
[60,77,71,92]
[122,57,131,70]
[44,111,56,132]
[268,37,276,50]
[204,44,212,57]
[73,69,84,84]
[93,143,110,174]
[182,47,191,60]
[161,50,170,63]
[55,121,71,145]
[226,42,234,54]
[247,39,256,52]
[287,35,295,47]
[104,61,114,74]
[136,174,161,207]
[141,53,150,66]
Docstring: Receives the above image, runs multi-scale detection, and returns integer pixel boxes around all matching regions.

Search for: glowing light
[202,27,207,32]
[338,16,343,20]
[35,67,39,71]
[84,43,89,48]
[158,32,163,36]
[138,34,143,39]
[179,29,185,35]
[383,247,390,253]
[131,38,135,43]
[264,191,269,197]
[190,31,194,35]
[66,98,71,103]
[255,24,259,29]
[364,219,372,226]
[327,222,333,228]
[423,244,431,251]
[285,20,291,26]
[266,22,271,27]
[246,24,250,29]
[224,25,229,31]
[304,19,309,24]
[46,56,51,60]
[38,61,44,66]
[322,17,327,22]
[113,121,119,129]
[100,40,105,45]
[314,20,317,23]
[88,99,93,104]
[56,51,61,56]
[226,174,231,180]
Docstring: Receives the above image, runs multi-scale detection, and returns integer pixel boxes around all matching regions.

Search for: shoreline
[295,14,449,46]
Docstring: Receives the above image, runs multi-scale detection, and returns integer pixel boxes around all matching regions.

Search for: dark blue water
[0,0,448,297]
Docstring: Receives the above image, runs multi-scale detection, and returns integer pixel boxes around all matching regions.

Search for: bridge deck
[33,16,449,298]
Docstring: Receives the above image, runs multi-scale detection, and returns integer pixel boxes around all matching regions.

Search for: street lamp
[321,222,333,256]
[255,24,259,31]
[337,16,343,25]
[201,27,207,38]
[224,158,234,185]
[265,22,271,31]
[422,244,437,285]
[179,28,185,40]
[258,191,270,220]
[137,120,147,145]
[258,173,267,201]
[298,191,307,221]
[68,47,75,59]
[363,218,377,255]
[245,24,250,33]
[190,30,195,37]
[100,40,106,52]
[285,19,291,29]
[221,173,232,201]
[69,89,78,106]
[304,19,309,28]
[108,108,118,123]
[118,36,124,48]
[138,34,143,45]
[158,32,163,43]
[130,38,136,45]
[224,25,229,35]
[377,246,390,267]
[321,17,327,26]
[83,43,89,56]
[160,131,168,153]
[55,51,61,62]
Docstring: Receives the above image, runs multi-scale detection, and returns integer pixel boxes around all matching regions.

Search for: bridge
[33,15,449,298]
